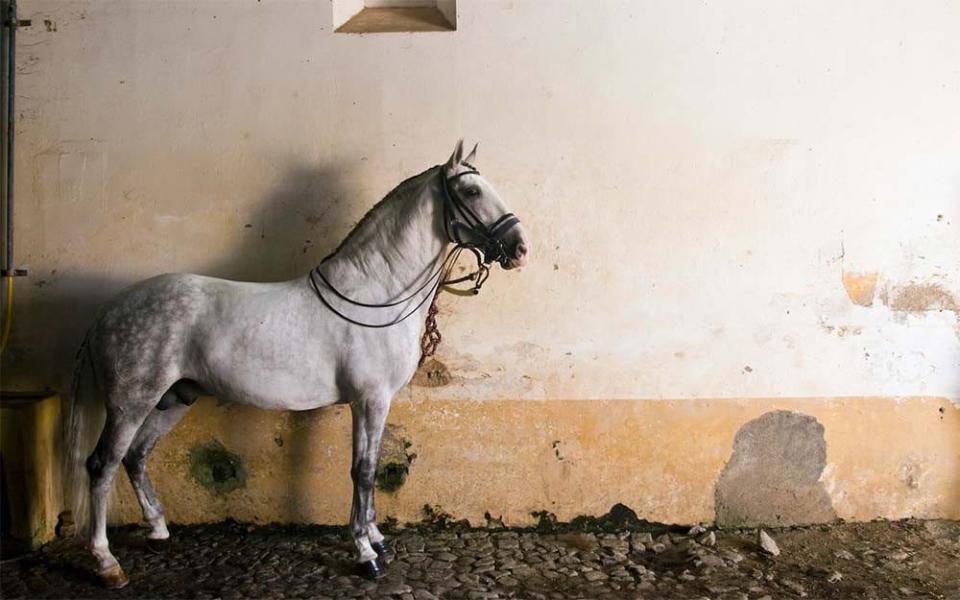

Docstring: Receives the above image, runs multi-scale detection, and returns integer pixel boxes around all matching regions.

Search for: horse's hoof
[145,537,170,554]
[97,564,130,589]
[358,557,385,580]
[371,540,394,562]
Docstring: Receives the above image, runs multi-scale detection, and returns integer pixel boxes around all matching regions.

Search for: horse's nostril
[516,243,528,258]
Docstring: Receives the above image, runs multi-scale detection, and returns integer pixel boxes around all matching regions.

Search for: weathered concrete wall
[2,1,958,525]
[109,396,959,527]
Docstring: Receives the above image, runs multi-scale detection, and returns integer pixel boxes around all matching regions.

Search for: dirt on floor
[1,517,958,599]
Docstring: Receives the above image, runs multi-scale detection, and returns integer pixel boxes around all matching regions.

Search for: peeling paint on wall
[715,411,836,527]
[842,272,879,307]
[888,283,958,312]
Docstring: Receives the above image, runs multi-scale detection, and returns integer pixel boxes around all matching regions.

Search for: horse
[64,140,531,588]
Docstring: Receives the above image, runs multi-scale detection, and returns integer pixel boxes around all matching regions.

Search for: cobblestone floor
[2,519,959,599]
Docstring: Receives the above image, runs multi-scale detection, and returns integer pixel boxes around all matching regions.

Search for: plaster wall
[110,396,960,527]
[2,1,958,525]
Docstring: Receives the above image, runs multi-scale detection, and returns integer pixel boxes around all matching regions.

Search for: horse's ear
[446,139,465,170]
[464,142,478,165]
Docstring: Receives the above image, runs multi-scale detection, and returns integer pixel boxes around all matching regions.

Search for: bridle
[441,162,520,268]
[308,164,522,350]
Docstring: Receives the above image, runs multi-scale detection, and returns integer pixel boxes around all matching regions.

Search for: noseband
[441,162,521,267]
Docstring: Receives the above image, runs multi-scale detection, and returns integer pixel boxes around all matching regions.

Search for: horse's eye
[466,187,481,197]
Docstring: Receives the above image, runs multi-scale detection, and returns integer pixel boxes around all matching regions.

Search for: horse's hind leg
[123,402,192,545]
[87,400,154,589]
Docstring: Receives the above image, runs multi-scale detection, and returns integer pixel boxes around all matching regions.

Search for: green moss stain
[375,426,416,493]
[569,503,643,532]
[415,504,470,530]
[376,462,409,493]
[531,510,559,533]
[189,440,247,495]
[484,511,506,529]
[530,504,677,535]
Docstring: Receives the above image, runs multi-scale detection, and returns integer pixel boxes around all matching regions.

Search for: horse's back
[95,273,213,330]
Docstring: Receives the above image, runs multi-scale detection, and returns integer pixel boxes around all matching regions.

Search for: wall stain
[483,512,505,528]
[715,410,836,527]
[568,503,645,532]
[898,457,927,490]
[821,324,863,337]
[888,282,958,312]
[375,424,416,493]
[414,504,469,530]
[531,510,559,532]
[842,272,879,307]
[188,440,247,495]
[411,358,451,387]
[551,440,565,461]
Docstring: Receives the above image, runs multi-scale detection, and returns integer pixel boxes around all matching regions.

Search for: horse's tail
[63,332,105,536]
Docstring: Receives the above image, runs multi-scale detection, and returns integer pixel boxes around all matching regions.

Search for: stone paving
[2,518,959,599]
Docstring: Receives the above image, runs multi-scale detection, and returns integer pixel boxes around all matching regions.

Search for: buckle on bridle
[441,247,490,296]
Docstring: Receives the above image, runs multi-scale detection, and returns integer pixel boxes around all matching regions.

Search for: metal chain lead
[419,249,493,366]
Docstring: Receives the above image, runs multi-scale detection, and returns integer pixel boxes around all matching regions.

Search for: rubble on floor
[1,518,958,599]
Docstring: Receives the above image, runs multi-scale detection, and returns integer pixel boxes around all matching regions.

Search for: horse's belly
[207,366,339,410]
[193,333,340,410]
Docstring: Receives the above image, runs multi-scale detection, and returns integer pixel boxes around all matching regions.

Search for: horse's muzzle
[500,240,530,270]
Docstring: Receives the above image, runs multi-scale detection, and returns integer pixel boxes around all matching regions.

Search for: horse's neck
[321,167,447,303]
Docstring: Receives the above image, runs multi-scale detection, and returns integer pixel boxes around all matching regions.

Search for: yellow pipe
[0,275,13,353]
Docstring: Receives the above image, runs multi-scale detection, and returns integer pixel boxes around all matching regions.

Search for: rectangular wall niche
[334,0,456,33]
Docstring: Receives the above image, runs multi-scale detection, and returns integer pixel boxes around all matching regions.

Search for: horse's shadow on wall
[199,160,362,526]
[14,159,366,528]
[200,161,360,283]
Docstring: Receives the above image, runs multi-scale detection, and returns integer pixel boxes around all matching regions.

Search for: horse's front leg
[349,392,391,579]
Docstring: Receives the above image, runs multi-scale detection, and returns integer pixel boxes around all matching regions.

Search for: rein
[308,165,520,365]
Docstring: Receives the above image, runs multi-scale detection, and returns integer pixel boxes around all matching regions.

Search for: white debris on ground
[757,529,781,556]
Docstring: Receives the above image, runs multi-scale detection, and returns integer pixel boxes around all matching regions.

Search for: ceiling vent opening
[334,1,456,34]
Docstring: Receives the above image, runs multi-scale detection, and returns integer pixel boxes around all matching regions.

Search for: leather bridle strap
[308,244,478,329]
[441,165,520,264]
[309,164,518,329]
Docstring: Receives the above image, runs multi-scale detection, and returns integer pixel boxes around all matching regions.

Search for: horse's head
[442,140,531,270]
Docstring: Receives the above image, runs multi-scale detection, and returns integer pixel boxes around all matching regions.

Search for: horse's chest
[340,326,422,391]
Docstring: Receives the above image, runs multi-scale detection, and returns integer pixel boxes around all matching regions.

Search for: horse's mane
[323,164,439,261]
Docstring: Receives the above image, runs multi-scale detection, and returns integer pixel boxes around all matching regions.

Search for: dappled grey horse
[65,141,531,588]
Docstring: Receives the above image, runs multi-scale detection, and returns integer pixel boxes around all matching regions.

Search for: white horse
[65,141,531,588]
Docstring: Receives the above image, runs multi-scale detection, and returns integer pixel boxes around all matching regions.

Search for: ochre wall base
[107,396,959,527]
